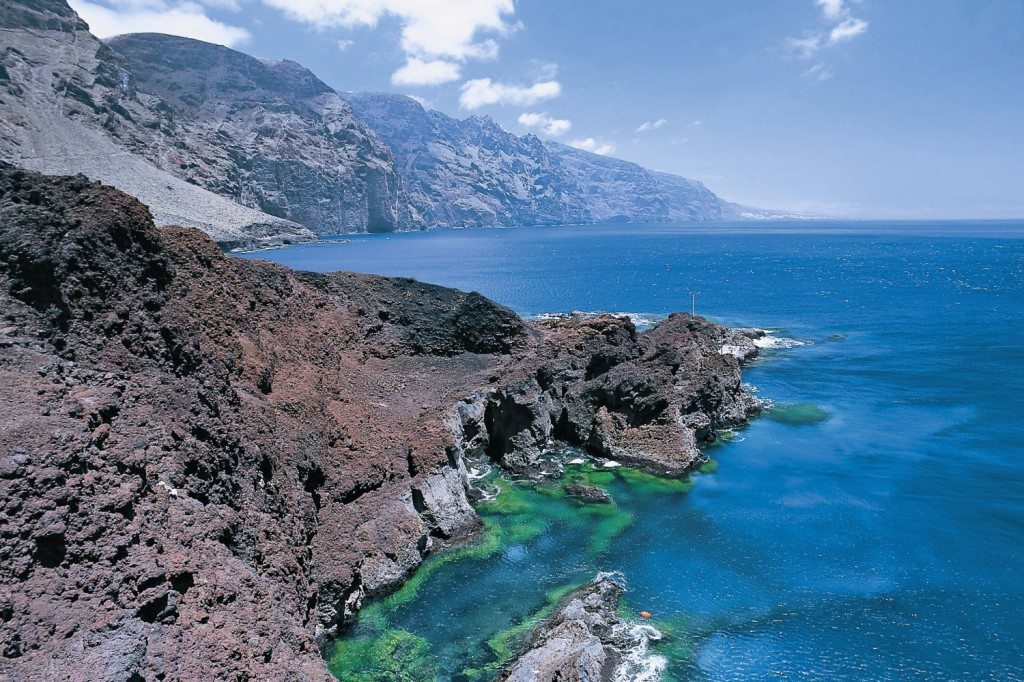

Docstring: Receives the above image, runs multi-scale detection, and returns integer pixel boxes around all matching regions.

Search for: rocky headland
[0,164,761,679]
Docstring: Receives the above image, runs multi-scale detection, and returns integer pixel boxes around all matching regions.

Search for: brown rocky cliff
[0,164,758,680]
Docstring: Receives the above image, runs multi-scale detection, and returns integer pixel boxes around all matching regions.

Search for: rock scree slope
[0,0,314,248]
[0,164,760,679]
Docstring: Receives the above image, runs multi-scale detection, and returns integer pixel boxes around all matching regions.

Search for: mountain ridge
[1,0,793,246]
[343,90,762,228]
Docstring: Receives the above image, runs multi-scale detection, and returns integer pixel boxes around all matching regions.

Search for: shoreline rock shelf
[0,164,761,679]
[499,573,665,682]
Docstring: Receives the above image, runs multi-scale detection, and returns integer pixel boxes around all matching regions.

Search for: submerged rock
[564,484,612,504]
[500,573,664,682]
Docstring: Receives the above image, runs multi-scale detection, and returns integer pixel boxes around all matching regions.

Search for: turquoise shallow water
[242,221,1024,679]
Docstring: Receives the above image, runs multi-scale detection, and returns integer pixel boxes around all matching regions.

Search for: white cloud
[459,78,561,109]
[802,61,835,81]
[787,35,823,59]
[260,0,516,84]
[829,17,869,43]
[814,0,847,20]
[569,137,615,156]
[337,38,354,51]
[532,61,559,80]
[518,112,571,137]
[636,118,668,133]
[69,0,250,46]
[391,57,461,86]
[785,0,868,64]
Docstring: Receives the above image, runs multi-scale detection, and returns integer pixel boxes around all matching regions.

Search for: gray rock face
[0,0,314,247]
[500,573,665,682]
[545,143,734,223]
[106,33,406,235]
[344,91,744,227]
[343,92,589,227]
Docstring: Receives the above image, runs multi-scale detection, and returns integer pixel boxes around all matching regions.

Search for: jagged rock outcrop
[106,33,406,235]
[344,91,750,227]
[0,165,757,679]
[0,0,314,248]
[500,573,664,682]
[0,164,496,680]
[451,313,762,476]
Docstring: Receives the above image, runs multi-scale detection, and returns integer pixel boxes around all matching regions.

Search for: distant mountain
[544,143,737,222]
[341,92,588,227]
[0,0,313,248]
[344,91,749,227]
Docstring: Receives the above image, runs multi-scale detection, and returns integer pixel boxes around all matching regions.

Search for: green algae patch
[705,429,743,450]
[476,477,577,549]
[614,466,693,495]
[698,459,718,474]
[565,463,616,488]
[328,456,703,679]
[581,503,634,556]
[649,614,697,682]
[379,522,503,611]
[328,629,436,682]
[567,461,695,495]
[767,402,829,425]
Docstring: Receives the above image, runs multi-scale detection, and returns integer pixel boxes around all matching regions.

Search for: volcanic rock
[499,573,664,682]
[564,484,612,504]
[0,164,757,679]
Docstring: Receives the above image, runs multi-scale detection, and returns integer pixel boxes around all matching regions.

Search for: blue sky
[71,0,1024,218]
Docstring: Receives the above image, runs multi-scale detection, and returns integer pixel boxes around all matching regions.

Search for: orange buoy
[639,611,652,619]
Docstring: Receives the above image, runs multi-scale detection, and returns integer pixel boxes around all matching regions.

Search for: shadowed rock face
[0,165,757,679]
[106,33,406,235]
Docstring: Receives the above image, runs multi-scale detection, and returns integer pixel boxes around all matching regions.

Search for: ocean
[241,221,1024,680]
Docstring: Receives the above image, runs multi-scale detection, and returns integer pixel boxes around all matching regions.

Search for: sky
[69,0,1024,219]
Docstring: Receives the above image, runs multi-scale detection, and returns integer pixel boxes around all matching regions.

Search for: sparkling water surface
[242,221,1024,679]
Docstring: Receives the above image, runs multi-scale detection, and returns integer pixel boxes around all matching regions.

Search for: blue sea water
[242,221,1024,679]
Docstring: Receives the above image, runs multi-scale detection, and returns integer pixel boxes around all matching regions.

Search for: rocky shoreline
[0,165,761,679]
[499,573,664,682]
